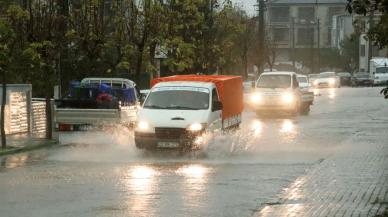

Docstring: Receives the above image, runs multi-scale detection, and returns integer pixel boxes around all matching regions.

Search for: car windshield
[256,75,291,88]
[144,87,209,110]
[297,77,308,83]
[319,73,335,78]
[337,72,351,77]
[376,67,388,74]
[355,73,370,78]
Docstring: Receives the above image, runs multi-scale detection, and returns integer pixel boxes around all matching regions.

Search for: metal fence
[31,99,47,134]
[1,85,52,137]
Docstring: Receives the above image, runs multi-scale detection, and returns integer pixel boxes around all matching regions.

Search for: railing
[31,98,47,134]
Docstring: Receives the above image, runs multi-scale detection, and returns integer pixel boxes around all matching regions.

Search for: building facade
[331,14,354,49]
[266,0,347,72]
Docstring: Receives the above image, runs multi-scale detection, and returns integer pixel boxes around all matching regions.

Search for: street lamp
[254,0,267,78]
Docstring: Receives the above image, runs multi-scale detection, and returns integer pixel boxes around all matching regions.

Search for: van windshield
[144,87,209,110]
[319,73,335,78]
[297,77,308,83]
[256,75,291,88]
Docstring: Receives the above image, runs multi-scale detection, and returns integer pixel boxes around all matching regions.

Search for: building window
[328,7,345,25]
[270,7,290,22]
[360,45,365,57]
[297,28,314,45]
[298,7,315,23]
[328,27,332,45]
[272,28,289,42]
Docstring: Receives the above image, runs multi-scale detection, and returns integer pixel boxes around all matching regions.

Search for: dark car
[351,73,373,87]
[336,72,352,86]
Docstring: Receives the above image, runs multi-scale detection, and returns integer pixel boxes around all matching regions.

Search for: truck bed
[55,107,137,125]
[55,108,121,125]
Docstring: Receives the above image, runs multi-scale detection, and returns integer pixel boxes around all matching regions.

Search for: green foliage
[347,0,388,48]
[347,0,388,98]
[1,0,257,91]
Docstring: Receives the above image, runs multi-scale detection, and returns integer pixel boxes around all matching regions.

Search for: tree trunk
[1,68,6,149]
[135,45,144,83]
[45,92,52,140]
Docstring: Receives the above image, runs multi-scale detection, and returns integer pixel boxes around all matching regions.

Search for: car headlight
[282,93,294,103]
[187,123,204,132]
[136,121,149,131]
[329,79,336,85]
[313,80,318,86]
[251,93,262,103]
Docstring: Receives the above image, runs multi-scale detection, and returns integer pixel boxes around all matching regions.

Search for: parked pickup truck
[134,75,244,150]
[249,71,313,116]
[55,78,139,130]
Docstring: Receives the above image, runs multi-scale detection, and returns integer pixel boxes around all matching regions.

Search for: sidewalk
[255,130,388,217]
[0,133,58,156]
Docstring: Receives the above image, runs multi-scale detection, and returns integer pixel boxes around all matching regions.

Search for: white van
[370,58,388,85]
[134,75,243,150]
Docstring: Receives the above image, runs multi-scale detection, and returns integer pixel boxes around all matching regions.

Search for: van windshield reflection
[144,90,209,110]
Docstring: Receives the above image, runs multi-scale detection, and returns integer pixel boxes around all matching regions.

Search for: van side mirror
[212,101,223,111]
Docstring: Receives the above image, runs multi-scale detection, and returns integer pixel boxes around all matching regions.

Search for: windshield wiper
[143,105,167,109]
[166,105,201,110]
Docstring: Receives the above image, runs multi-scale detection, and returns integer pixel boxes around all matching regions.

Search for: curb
[0,140,59,157]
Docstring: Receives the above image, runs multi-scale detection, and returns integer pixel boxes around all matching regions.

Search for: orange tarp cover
[151,75,244,119]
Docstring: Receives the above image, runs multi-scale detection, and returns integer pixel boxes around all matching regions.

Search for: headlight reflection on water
[130,166,156,179]
[280,120,298,141]
[251,120,263,136]
[281,120,294,133]
[328,88,336,100]
[124,166,159,214]
[176,164,209,179]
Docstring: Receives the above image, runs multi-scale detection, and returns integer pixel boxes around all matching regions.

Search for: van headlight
[282,93,294,104]
[136,121,149,131]
[187,123,204,132]
[250,93,262,103]
[313,80,318,86]
[329,79,336,85]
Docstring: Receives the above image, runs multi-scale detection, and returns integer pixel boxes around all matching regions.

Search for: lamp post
[255,0,267,79]
[315,0,320,73]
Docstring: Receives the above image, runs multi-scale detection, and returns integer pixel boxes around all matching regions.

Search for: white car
[313,72,341,88]
[297,74,310,92]
[250,71,313,115]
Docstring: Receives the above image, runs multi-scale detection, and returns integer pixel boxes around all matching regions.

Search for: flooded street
[1,87,387,217]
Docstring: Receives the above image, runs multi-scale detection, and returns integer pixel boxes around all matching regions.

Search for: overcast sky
[231,0,257,16]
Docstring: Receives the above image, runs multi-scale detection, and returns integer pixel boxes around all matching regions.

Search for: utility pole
[291,17,295,69]
[256,0,266,78]
[317,18,320,72]
[367,8,375,72]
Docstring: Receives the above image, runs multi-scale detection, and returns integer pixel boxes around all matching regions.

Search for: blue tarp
[68,81,137,104]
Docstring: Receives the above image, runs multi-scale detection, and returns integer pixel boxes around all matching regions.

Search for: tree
[0,6,28,149]
[340,34,360,72]
[347,0,388,48]
[347,0,388,98]
[0,20,11,148]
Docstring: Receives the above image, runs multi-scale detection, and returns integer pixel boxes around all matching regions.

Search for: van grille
[155,128,187,140]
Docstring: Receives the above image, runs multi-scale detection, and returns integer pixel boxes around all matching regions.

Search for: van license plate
[157,142,180,148]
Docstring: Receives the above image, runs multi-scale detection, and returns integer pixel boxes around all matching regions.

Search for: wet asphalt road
[1,87,387,217]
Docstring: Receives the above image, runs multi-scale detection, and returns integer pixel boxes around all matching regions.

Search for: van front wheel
[299,103,310,115]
